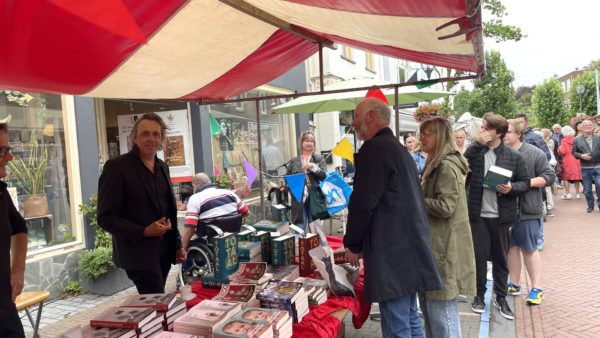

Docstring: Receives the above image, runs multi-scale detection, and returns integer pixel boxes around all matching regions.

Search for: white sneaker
[561,194,572,200]
[576,194,581,199]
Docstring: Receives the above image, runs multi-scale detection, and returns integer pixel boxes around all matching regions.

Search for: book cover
[211,232,239,278]
[250,231,272,264]
[252,220,290,236]
[237,241,262,259]
[165,299,187,317]
[271,235,295,266]
[229,262,267,281]
[237,229,253,242]
[298,234,319,277]
[164,135,186,166]
[120,293,177,312]
[239,307,289,330]
[266,265,299,281]
[202,273,230,289]
[214,284,256,303]
[257,280,302,305]
[148,331,193,338]
[482,165,512,192]
[213,318,272,338]
[193,299,242,314]
[90,307,156,330]
[58,325,136,338]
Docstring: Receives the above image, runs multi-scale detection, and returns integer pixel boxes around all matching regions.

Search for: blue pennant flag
[285,173,306,203]
[319,171,353,216]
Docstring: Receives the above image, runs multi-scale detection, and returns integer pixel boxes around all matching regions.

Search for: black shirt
[0,181,27,318]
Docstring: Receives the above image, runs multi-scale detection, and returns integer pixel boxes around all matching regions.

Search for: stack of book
[297,233,320,276]
[252,220,290,237]
[271,234,295,266]
[212,283,261,309]
[118,293,187,331]
[149,332,194,338]
[237,307,292,338]
[256,280,309,323]
[229,262,272,289]
[294,277,330,306]
[173,300,241,336]
[266,265,299,282]
[239,228,272,264]
[237,240,263,263]
[213,318,273,338]
[90,307,164,337]
[58,324,136,337]
[211,232,240,279]
[201,273,230,289]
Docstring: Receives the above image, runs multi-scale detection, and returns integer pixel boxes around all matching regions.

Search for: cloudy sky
[484,0,600,88]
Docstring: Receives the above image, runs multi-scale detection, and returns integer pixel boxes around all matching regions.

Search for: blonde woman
[286,130,326,230]
[418,117,476,337]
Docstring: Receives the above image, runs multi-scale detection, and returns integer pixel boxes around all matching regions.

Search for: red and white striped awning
[0,0,484,100]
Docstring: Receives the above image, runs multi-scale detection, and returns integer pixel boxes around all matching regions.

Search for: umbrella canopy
[0,0,483,101]
[272,79,452,114]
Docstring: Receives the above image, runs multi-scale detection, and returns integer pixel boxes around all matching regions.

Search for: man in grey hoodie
[504,119,555,306]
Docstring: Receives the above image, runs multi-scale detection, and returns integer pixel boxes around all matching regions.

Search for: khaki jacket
[421,151,476,300]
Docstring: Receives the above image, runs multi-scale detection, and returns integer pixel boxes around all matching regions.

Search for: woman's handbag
[309,188,330,220]
[555,161,564,180]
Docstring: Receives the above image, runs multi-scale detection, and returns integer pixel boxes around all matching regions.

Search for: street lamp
[576,85,585,118]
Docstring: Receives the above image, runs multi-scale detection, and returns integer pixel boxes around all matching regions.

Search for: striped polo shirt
[184,184,248,228]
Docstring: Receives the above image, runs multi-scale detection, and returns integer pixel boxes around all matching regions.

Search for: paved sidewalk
[512,191,600,338]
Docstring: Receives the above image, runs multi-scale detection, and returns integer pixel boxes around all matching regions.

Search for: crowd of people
[343,91,600,338]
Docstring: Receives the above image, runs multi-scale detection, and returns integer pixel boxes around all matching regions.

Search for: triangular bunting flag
[331,137,355,164]
[49,0,147,44]
[285,173,306,203]
[209,113,221,136]
[365,89,389,105]
[415,79,439,89]
[243,158,258,188]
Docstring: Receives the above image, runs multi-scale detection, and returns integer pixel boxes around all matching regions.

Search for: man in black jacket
[98,113,186,294]
[344,97,442,337]
[464,113,530,320]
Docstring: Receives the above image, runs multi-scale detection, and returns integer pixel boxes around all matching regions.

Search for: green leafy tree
[517,92,534,124]
[483,0,526,42]
[469,50,517,118]
[585,59,600,69]
[568,71,598,117]
[531,78,568,128]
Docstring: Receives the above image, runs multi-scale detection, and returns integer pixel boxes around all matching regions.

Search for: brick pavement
[512,190,600,338]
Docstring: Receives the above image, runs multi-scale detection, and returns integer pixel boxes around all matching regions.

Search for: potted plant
[7,130,49,218]
[77,194,132,295]
[413,104,454,123]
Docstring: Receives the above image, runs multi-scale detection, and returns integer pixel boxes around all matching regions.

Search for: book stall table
[184,236,372,338]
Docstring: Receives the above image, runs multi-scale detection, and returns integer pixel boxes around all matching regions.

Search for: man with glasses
[0,123,28,337]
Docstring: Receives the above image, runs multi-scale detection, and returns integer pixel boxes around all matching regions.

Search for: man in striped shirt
[182,173,249,249]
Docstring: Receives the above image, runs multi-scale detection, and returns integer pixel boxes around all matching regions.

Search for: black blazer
[97,146,182,270]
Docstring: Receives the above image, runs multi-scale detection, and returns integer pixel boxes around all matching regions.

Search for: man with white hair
[182,172,249,249]
[571,119,600,213]
[551,124,564,188]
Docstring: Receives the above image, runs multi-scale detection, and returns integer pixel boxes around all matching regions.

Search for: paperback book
[482,165,512,192]
[211,232,240,278]
[120,293,177,312]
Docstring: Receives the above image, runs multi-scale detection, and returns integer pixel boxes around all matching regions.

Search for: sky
[483,0,600,88]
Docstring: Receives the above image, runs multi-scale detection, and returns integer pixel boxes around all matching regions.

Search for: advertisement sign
[117,110,193,181]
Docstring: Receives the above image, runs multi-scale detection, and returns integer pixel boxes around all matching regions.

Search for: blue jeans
[423,298,461,338]
[581,168,600,207]
[379,293,425,338]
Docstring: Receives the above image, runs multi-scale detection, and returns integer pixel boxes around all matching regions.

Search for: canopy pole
[256,100,265,219]
[394,86,400,138]
[318,42,324,92]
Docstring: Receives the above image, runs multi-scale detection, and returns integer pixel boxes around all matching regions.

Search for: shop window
[341,46,354,62]
[0,91,75,251]
[210,90,294,218]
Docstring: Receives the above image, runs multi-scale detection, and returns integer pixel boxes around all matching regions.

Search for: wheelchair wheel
[179,243,214,286]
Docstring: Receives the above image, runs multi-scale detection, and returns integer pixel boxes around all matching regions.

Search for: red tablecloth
[184,236,372,338]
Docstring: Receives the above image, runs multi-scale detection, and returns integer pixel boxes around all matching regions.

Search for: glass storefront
[209,88,295,218]
[0,91,75,251]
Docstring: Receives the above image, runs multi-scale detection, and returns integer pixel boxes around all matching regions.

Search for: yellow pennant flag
[331,137,355,164]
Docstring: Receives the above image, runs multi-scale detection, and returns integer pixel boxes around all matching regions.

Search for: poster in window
[117,110,193,181]
[218,119,234,151]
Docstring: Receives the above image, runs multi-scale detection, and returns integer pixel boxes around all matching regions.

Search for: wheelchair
[178,213,244,288]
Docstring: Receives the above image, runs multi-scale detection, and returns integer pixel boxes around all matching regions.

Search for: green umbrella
[272,78,451,114]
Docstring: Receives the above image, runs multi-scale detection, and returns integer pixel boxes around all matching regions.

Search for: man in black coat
[344,97,442,337]
[98,113,186,294]
[464,113,530,320]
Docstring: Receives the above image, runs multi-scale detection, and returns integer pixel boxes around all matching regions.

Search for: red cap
[365,89,389,105]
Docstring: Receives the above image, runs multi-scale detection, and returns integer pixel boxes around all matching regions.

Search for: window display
[0,90,75,250]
